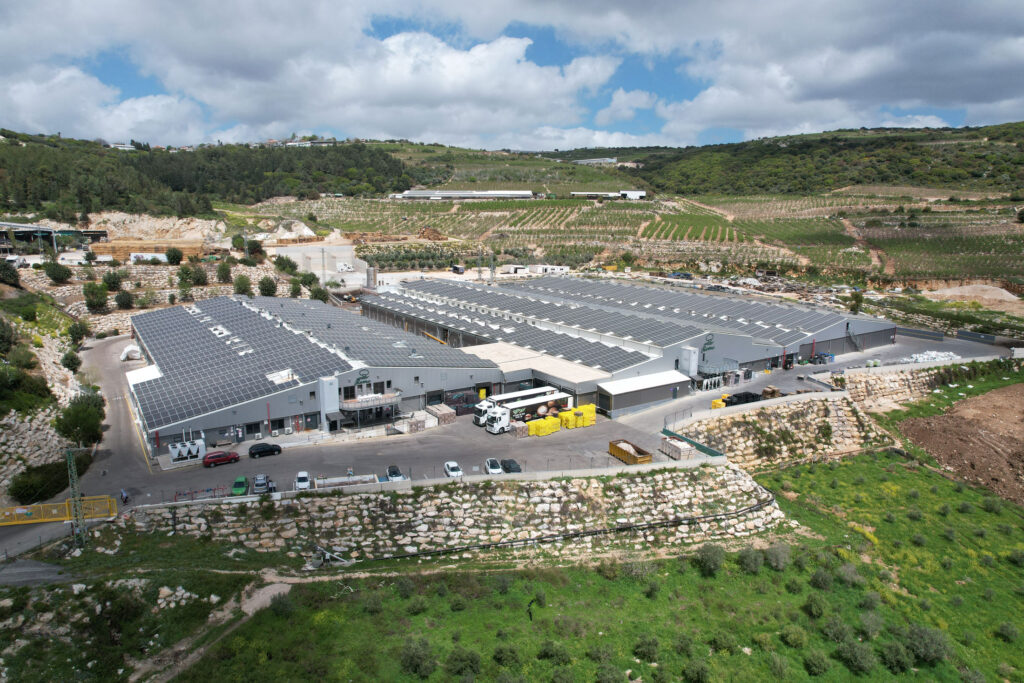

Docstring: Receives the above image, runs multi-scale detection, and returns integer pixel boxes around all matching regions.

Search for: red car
[202,450,240,467]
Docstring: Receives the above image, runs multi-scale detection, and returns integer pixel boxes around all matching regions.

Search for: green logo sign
[701,334,715,353]
[355,368,370,385]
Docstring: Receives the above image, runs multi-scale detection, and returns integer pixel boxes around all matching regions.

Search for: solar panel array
[401,279,707,346]
[131,297,351,431]
[131,296,498,431]
[364,291,653,372]
[499,277,853,345]
[247,297,496,369]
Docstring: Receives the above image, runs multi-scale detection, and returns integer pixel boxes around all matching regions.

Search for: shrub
[644,580,660,599]
[449,595,466,612]
[165,247,183,265]
[406,596,428,615]
[803,593,827,619]
[803,649,830,676]
[289,281,301,297]
[216,261,232,283]
[859,612,883,640]
[753,632,773,652]
[533,588,546,607]
[939,504,950,516]
[191,266,208,286]
[1008,550,1024,567]
[694,544,725,577]
[9,451,92,504]
[8,345,37,369]
[258,276,278,297]
[594,663,624,683]
[982,498,1002,514]
[907,507,922,521]
[114,290,134,310]
[785,578,803,594]
[54,393,105,444]
[859,591,880,610]
[536,640,570,665]
[361,591,383,615]
[395,576,414,599]
[880,641,912,673]
[809,568,833,590]
[738,546,764,574]
[268,593,295,618]
[309,286,329,302]
[67,320,90,345]
[0,261,19,287]
[821,615,853,643]
[673,633,693,657]
[61,350,82,372]
[836,639,876,674]
[274,255,299,275]
[837,563,863,587]
[587,643,613,662]
[781,624,808,649]
[958,501,973,514]
[233,274,253,296]
[82,282,108,313]
[765,543,791,571]
[769,652,788,677]
[101,269,123,291]
[493,644,520,668]
[996,622,1019,643]
[708,631,737,654]
[904,624,951,665]
[446,647,481,679]
[633,634,658,661]
[401,638,436,679]
[44,262,72,284]
[683,659,711,683]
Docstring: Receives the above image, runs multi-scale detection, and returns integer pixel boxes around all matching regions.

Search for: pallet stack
[425,404,456,425]
[511,421,529,438]
[660,437,697,460]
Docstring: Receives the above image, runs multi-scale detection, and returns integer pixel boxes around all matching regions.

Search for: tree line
[0,129,427,222]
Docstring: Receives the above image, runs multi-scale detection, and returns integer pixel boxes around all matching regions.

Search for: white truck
[472,385,559,426]
[484,392,574,434]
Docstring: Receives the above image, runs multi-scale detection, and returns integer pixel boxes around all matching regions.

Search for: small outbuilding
[596,369,690,418]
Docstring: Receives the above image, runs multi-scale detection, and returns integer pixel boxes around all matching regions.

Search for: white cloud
[1,1,1024,148]
[594,88,657,126]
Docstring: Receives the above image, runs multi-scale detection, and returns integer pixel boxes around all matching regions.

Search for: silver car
[252,473,270,494]
[484,458,503,475]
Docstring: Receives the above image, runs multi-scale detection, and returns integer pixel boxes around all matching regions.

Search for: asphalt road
[0,331,1003,556]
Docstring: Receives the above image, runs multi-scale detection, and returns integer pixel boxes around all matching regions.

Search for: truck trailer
[472,385,559,426]
[485,392,574,434]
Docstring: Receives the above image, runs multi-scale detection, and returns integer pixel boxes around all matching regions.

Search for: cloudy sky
[2,1,1023,149]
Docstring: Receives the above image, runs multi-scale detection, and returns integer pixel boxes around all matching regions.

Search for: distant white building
[572,157,617,165]
[570,190,647,200]
[527,264,570,275]
[109,143,135,151]
[389,190,534,201]
[286,140,312,148]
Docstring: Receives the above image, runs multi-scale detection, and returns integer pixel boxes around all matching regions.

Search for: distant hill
[626,123,1024,195]
[0,130,428,221]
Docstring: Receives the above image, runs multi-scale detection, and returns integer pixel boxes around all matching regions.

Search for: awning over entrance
[325,411,344,422]
[597,369,690,395]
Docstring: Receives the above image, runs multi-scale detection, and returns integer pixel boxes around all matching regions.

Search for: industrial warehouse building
[359,276,896,416]
[128,296,501,454]
[388,190,535,200]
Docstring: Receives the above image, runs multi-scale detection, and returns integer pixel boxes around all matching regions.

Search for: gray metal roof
[130,296,495,431]
[363,292,653,372]
[499,277,855,345]
[400,279,707,347]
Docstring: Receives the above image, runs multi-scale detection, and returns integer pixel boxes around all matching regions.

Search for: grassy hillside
[632,123,1024,196]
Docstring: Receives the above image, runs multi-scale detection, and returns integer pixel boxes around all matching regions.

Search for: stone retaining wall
[0,408,72,502]
[842,367,944,410]
[126,463,784,560]
[679,395,885,470]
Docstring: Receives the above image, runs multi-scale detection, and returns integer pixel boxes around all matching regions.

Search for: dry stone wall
[842,367,944,410]
[680,395,886,471]
[126,463,784,560]
[0,408,72,502]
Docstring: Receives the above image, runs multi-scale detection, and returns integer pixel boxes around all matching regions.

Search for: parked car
[386,465,406,482]
[484,458,503,475]
[202,450,239,467]
[443,461,463,477]
[230,476,248,496]
[500,459,522,473]
[252,473,270,494]
[294,471,311,491]
[248,442,282,458]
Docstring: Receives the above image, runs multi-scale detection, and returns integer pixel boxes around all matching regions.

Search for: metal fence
[955,329,997,344]
[896,326,944,341]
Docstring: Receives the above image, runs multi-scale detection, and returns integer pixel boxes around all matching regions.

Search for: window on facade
[343,386,355,400]
[309,391,316,400]
[386,380,392,389]
[270,418,285,431]
[413,376,419,383]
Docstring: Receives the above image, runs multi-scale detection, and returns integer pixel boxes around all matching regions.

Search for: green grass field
[175,449,1024,682]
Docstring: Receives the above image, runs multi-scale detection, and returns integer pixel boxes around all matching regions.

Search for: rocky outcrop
[125,464,784,560]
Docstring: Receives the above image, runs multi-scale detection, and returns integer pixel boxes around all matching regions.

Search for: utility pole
[476,246,483,282]
[66,448,86,548]
[489,250,495,284]
[321,247,327,286]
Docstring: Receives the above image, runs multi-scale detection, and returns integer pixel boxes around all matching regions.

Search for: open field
[172,447,1024,682]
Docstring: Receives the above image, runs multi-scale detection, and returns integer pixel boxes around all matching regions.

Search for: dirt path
[131,581,292,683]
[676,198,734,221]
[900,383,1024,505]
[636,219,651,239]
[841,218,891,273]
